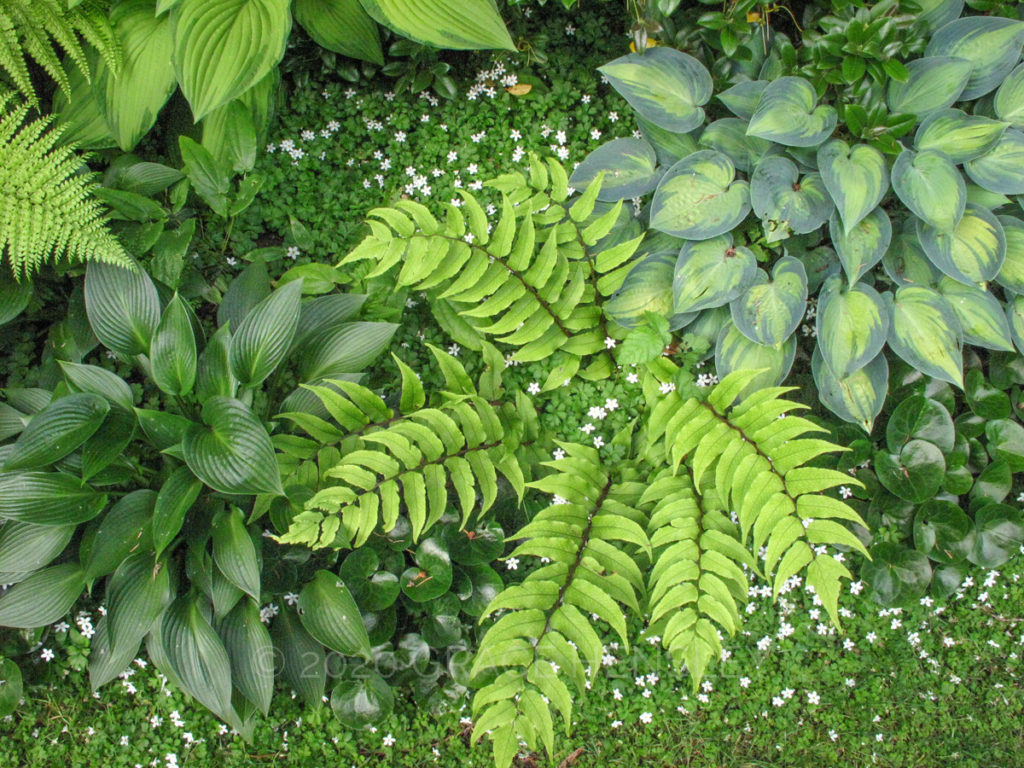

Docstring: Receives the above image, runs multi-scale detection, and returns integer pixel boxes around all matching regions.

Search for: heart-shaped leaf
[569,138,660,202]
[875,439,946,503]
[985,419,1024,472]
[861,542,931,606]
[994,63,1024,128]
[914,108,1008,163]
[995,215,1024,294]
[917,203,1006,285]
[650,150,750,240]
[729,256,807,345]
[891,149,966,233]
[886,395,955,454]
[750,156,833,240]
[2,393,109,471]
[330,671,394,729]
[969,503,1024,568]
[886,55,972,118]
[715,324,796,400]
[817,140,889,235]
[924,15,1024,100]
[603,252,677,327]
[698,118,776,173]
[886,286,963,387]
[914,500,973,564]
[937,277,1014,351]
[882,233,942,288]
[672,235,757,314]
[747,76,837,147]
[816,276,890,380]
[401,537,453,603]
[717,80,767,121]
[829,207,891,288]
[964,129,1024,196]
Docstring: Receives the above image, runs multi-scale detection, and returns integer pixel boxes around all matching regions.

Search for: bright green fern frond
[0,94,128,279]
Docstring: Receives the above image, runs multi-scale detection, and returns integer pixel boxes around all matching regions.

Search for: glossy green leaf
[80,406,136,481]
[914,108,1007,164]
[886,56,972,119]
[2,393,108,471]
[294,0,382,64]
[0,563,84,628]
[107,553,171,656]
[861,543,931,605]
[151,294,198,396]
[916,0,963,31]
[58,362,134,411]
[0,472,106,526]
[597,48,712,133]
[401,538,454,603]
[964,129,1024,196]
[829,207,891,288]
[729,256,807,345]
[886,395,955,454]
[229,279,302,387]
[918,204,1006,285]
[816,276,890,380]
[0,659,22,718]
[937,277,1014,351]
[672,235,757,314]
[218,259,270,331]
[1008,293,1024,355]
[298,570,372,658]
[636,114,698,166]
[212,507,260,601]
[271,606,325,706]
[747,76,837,147]
[995,215,1024,294]
[886,286,962,387]
[153,467,202,559]
[965,368,1011,420]
[985,419,1024,472]
[817,140,888,236]
[924,16,1024,100]
[875,439,946,503]
[220,598,274,714]
[717,80,767,121]
[697,118,775,174]
[969,503,1024,568]
[569,138,660,202]
[715,324,795,398]
[750,156,833,240]
[331,670,394,729]
[883,233,942,288]
[603,252,676,326]
[359,0,514,51]
[195,324,236,403]
[891,149,965,233]
[84,490,156,582]
[994,63,1024,128]
[651,151,750,240]
[84,259,160,357]
[297,321,398,382]
[0,271,31,326]
[0,521,74,576]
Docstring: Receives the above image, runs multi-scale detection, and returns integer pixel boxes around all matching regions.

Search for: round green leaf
[698,118,775,173]
[943,465,974,495]
[569,138,660,202]
[918,204,1006,285]
[360,0,513,51]
[931,561,968,598]
[829,207,891,288]
[964,129,1024,195]
[0,471,106,526]
[936,277,1014,351]
[874,439,946,503]
[886,55,972,119]
[715,324,795,399]
[458,564,503,617]
[401,538,453,603]
[886,395,955,454]
[995,215,1024,294]
[729,256,807,345]
[969,459,1011,509]
[293,0,382,64]
[0,563,84,628]
[84,259,160,357]
[151,294,198,397]
[298,570,372,658]
[750,156,834,239]
[913,500,973,564]
[924,16,1024,100]
[985,418,1024,472]
[914,108,1008,163]
[2,393,109,471]
[650,150,751,240]
[330,670,394,729]
[891,149,966,233]
[970,503,1024,568]
[597,47,712,133]
[886,286,963,387]
[447,521,505,566]
[816,276,890,380]
[994,62,1024,129]
[0,658,22,718]
[811,346,888,433]
[747,76,838,148]
[817,140,889,236]
[672,235,757,314]
[862,543,932,605]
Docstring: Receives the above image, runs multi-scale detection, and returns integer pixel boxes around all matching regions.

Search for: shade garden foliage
[2,0,1024,766]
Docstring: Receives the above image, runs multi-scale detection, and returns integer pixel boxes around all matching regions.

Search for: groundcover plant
[1,0,1024,767]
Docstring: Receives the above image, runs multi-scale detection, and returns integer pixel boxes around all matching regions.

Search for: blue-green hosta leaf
[0,472,106,526]
[811,346,888,433]
[891,149,966,233]
[293,0,382,64]
[673,235,757,314]
[183,396,283,496]
[995,63,1024,129]
[965,129,1024,196]
[0,563,85,628]
[914,109,1008,163]
[886,286,963,387]
[171,0,292,121]
[996,215,1024,294]
[924,16,1024,100]
[917,203,1007,285]
[882,233,942,287]
[829,207,891,288]
[2,393,109,471]
[750,156,834,241]
[729,256,807,345]
[817,140,888,236]
[220,598,274,715]
[597,47,712,133]
[937,277,1014,351]
[569,138,660,202]
[916,0,964,31]
[359,0,514,51]
[636,115,698,166]
[717,80,767,121]
[698,118,776,174]
[747,76,838,148]
[650,151,750,240]
[604,252,677,327]
[817,276,890,380]
[886,56,972,119]
[1008,294,1024,355]
[715,325,796,399]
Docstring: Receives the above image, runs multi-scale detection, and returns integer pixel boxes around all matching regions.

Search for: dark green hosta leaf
[985,419,1024,472]
[0,472,106,525]
[0,563,84,628]
[914,108,1007,164]
[970,503,1024,568]
[597,47,712,133]
[965,129,1024,195]
[330,671,394,729]
[886,286,963,387]
[218,259,270,331]
[401,538,454,603]
[747,76,837,148]
[293,0,381,64]
[84,490,156,582]
[874,439,946,503]
[750,156,833,241]
[918,204,1006,286]
[812,347,887,433]
[195,324,236,403]
[297,321,398,382]
[0,271,31,326]
[717,80,767,121]
[673,235,757,314]
[569,138,660,202]
[360,0,513,51]
[0,659,22,718]
[729,256,806,345]
[829,207,891,288]
[107,553,172,657]
[151,294,197,396]
[2,393,109,471]
[84,259,160,357]
[59,362,134,411]
[80,406,136,481]
[211,507,260,601]
[298,570,372,658]
[886,55,971,120]
[816,276,889,380]
[229,279,303,387]
[134,408,192,451]
[698,118,775,174]
[886,395,954,454]
[883,234,941,288]
[914,500,973,564]
[817,140,888,236]
[271,606,326,707]
[649,151,751,240]
[891,149,965,233]
[183,397,283,496]
[152,466,202,560]
[937,278,1014,352]
[0,521,75,575]
[924,16,1024,101]
[916,0,963,31]
[715,324,795,400]
[862,543,932,605]
[995,63,1024,129]
[220,598,273,715]
[291,293,368,351]
[996,216,1024,294]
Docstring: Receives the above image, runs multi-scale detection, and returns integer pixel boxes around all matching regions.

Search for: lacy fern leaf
[0,94,128,279]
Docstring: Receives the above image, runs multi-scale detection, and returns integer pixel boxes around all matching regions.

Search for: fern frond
[0,94,128,279]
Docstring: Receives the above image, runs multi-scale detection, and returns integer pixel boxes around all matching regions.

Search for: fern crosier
[0,95,128,279]
[339,155,645,389]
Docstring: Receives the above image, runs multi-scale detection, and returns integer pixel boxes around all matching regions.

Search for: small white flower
[593,436,605,449]
[604,336,617,349]
[605,398,619,411]
[659,381,676,395]
[613,688,623,700]
[284,592,299,606]
[639,712,652,724]
[839,486,853,499]
[739,677,751,688]
[581,94,591,104]
[447,343,460,356]
[528,382,541,395]
[394,131,407,143]
[590,128,602,140]
[382,733,396,747]
[580,423,595,435]
[552,448,566,460]
[286,246,301,259]
[609,111,619,122]
[626,372,639,384]
[40,648,54,662]
[807,691,820,705]
[120,736,129,746]
[505,557,519,571]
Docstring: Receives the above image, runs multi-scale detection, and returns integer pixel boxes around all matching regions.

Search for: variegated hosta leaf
[994,63,1024,129]
[937,277,1014,351]
[750,156,834,242]
[924,15,1024,100]
[916,0,964,31]
[747,76,838,148]
[882,233,942,288]
[811,346,888,433]
[891,149,966,233]
[650,151,751,240]
[698,118,776,174]
[965,129,1024,195]
[996,215,1024,294]
[917,203,1007,285]
[672,235,757,314]
[886,56,972,119]
[816,275,890,381]
[1008,293,1024,355]
[604,252,677,327]
[829,207,891,288]
[569,138,660,202]
[817,140,888,236]
[714,324,796,398]
[886,285,963,387]
[597,47,713,133]
[729,256,807,345]
[717,80,767,121]
[637,114,698,166]
[913,108,1008,164]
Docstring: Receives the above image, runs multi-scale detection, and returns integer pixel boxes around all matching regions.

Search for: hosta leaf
[637,114,699,166]
[211,507,260,601]
[0,471,106,526]
[994,63,1024,129]
[917,204,1006,285]
[171,0,292,121]
[924,16,1024,100]
[603,252,677,327]
[891,149,966,233]
[153,467,202,560]
[359,0,514,51]
[0,563,84,628]
[59,362,134,411]
[715,325,795,399]
[597,48,712,133]
[717,80,767,121]
[883,233,942,288]
[750,156,833,240]
[293,0,382,65]
[729,256,807,345]
[886,56,972,119]
[747,76,837,148]
[816,276,890,380]
[937,277,1014,351]
[0,521,74,576]
[569,138,660,202]
[698,118,776,174]
[229,279,303,387]
[914,108,1007,164]
[673,235,757,314]
[817,140,888,236]
[916,0,964,31]
[107,553,172,657]
[85,259,160,357]
[84,490,156,582]
[297,322,398,382]
[1009,294,1024,355]
[829,207,891,288]
[220,598,274,714]
[298,570,372,658]
[964,129,1024,196]
[886,286,963,387]
[271,607,325,706]
[650,151,750,240]
[151,295,198,396]
[996,215,1024,294]
[2,393,109,471]
[811,347,888,433]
